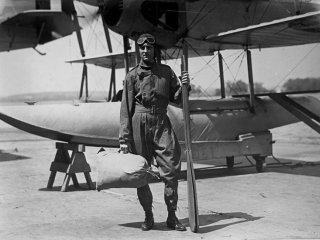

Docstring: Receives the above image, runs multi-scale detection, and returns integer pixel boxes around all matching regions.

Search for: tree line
[1,77,319,102]
[189,77,320,97]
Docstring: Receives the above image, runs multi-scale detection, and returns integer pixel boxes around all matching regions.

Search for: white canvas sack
[96,151,158,190]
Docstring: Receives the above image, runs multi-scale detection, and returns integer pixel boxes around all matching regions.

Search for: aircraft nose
[100,0,124,26]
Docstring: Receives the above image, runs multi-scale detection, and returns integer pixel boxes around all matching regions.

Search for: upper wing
[3,10,78,38]
[205,11,320,50]
[0,10,77,51]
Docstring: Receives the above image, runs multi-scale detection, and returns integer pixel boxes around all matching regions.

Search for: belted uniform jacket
[119,62,182,145]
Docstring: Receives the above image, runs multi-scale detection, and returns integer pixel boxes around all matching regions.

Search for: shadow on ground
[0,150,30,162]
[267,158,320,177]
[120,212,262,233]
[179,157,320,180]
[197,212,262,233]
[39,182,96,192]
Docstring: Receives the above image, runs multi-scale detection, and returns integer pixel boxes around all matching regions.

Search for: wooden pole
[181,40,199,233]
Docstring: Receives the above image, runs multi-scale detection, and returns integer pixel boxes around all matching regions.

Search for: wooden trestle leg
[47,142,94,192]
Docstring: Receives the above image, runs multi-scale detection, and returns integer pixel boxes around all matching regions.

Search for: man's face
[139,43,154,63]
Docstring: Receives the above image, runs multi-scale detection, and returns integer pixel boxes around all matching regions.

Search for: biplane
[1,0,320,232]
[1,0,320,168]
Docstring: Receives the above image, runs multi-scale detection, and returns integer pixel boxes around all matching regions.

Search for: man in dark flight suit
[119,33,189,231]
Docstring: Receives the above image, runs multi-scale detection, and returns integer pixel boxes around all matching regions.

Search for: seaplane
[1,0,320,231]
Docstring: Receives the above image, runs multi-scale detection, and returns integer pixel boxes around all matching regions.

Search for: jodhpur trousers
[132,111,181,212]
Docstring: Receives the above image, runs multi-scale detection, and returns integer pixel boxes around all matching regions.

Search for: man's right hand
[120,144,129,154]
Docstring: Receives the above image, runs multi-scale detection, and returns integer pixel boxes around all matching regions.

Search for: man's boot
[166,211,186,231]
[141,210,154,231]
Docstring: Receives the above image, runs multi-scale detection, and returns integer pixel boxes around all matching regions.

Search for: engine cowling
[100,0,184,49]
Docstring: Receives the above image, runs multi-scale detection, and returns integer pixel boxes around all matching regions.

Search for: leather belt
[135,104,167,115]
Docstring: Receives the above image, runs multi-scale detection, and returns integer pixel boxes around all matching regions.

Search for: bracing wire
[173,47,182,68]
[74,2,136,95]
[222,50,245,82]
[272,43,320,91]
[191,53,217,76]
[233,52,246,92]
[76,1,125,54]
[85,15,100,51]
[188,48,248,98]
[186,41,219,75]
[234,52,246,82]
[274,0,295,15]
[258,1,271,23]
[197,53,249,98]
[251,1,258,25]
[196,75,221,98]
[221,51,246,95]
[187,0,211,31]
[75,2,109,54]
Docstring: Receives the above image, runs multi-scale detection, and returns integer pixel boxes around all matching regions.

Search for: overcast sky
[1,19,320,98]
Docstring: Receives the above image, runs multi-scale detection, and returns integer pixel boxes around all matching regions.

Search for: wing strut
[270,93,320,134]
[69,1,88,101]
[123,36,130,74]
[100,5,113,54]
[218,51,226,98]
[107,67,116,101]
[246,48,255,112]
[32,22,47,55]
[100,4,117,101]
[72,12,85,57]
[8,24,18,51]
[79,64,88,100]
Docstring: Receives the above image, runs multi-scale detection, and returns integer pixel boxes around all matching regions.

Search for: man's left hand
[120,144,129,154]
[181,71,190,85]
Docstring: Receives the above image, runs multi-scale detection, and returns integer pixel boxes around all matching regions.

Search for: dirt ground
[0,129,320,240]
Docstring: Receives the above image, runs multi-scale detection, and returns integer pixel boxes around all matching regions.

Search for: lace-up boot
[141,210,154,231]
[166,211,186,231]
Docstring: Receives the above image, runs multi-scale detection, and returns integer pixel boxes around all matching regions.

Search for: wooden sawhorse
[47,142,94,192]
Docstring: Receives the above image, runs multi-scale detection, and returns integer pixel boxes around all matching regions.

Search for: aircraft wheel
[226,156,234,169]
[253,155,266,173]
